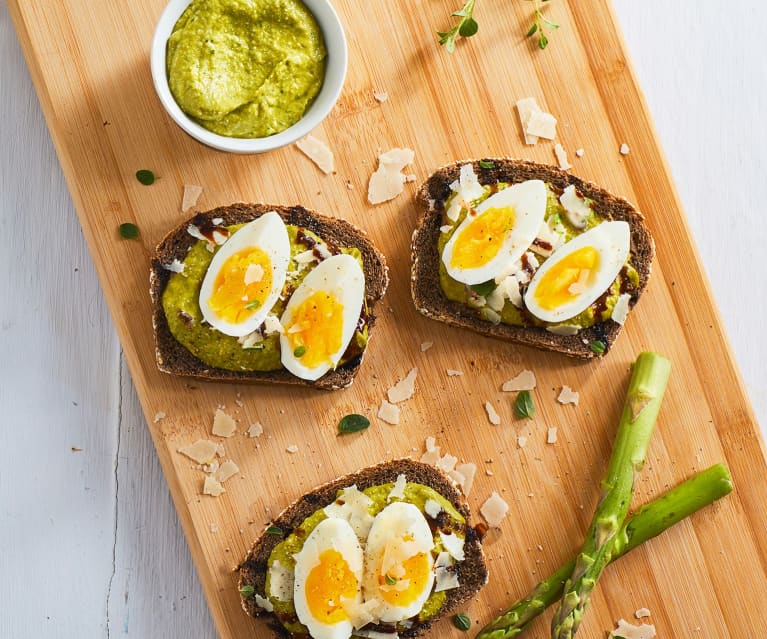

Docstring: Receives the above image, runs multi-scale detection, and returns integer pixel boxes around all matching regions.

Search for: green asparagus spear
[550,352,671,639]
[476,463,732,639]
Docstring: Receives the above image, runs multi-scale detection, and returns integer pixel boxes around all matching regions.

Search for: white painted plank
[107,355,215,637]
[0,3,120,636]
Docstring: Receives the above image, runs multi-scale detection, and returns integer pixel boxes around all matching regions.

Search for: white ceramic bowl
[150,0,347,153]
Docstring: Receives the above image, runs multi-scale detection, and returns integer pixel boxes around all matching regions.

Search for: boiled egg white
[362,501,435,623]
[293,517,363,639]
[524,221,630,323]
[441,179,547,285]
[280,254,365,381]
[198,212,290,337]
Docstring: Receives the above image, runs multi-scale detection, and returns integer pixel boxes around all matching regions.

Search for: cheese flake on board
[203,475,225,497]
[609,619,656,639]
[502,369,536,392]
[480,491,509,527]
[367,147,415,204]
[558,385,580,406]
[178,439,224,464]
[295,134,334,174]
[485,401,501,425]
[212,408,237,437]
[378,399,400,425]
[181,184,203,212]
[387,368,418,403]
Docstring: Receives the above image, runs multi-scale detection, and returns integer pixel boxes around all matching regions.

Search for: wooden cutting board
[9,0,767,636]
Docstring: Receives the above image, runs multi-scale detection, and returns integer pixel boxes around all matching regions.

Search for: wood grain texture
[5,1,766,638]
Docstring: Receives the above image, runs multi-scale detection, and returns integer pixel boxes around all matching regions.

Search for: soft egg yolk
[305,549,358,624]
[284,291,344,367]
[534,246,601,310]
[450,206,515,270]
[208,248,273,323]
[378,552,431,607]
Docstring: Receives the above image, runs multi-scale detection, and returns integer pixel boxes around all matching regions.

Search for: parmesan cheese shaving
[635,608,652,619]
[620,143,631,155]
[609,619,656,639]
[480,491,509,527]
[243,263,264,285]
[560,185,592,228]
[446,369,464,377]
[420,341,433,352]
[387,368,418,403]
[554,143,572,170]
[377,399,400,425]
[295,134,334,174]
[286,444,299,454]
[254,594,273,612]
[546,324,581,336]
[439,531,465,561]
[202,475,225,497]
[367,147,415,205]
[517,436,527,448]
[612,292,632,325]
[388,473,407,501]
[212,408,237,438]
[502,369,537,392]
[547,427,558,444]
[516,97,541,145]
[324,485,375,539]
[162,259,185,274]
[454,463,476,497]
[436,453,458,473]
[485,401,501,425]
[153,411,167,423]
[558,385,580,405]
[247,422,264,438]
[424,499,442,518]
[373,91,389,103]
[215,459,240,483]
[181,184,203,212]
[178,439,224,464]
[526,110,557,140]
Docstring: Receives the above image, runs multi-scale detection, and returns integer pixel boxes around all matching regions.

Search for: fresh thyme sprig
[437,0,478,53]
[526,0,558,49]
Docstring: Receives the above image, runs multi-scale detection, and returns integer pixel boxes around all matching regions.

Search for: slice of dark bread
[238,458,488,638]
[150,204,389,390]
[411,159,654,358]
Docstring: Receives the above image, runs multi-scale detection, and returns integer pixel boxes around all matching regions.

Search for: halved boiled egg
[293,517,363,639]
[198,212,290,337]
[524,221,630,323]
[362,501,435,623]
[441,179,547,285]
[280,254,365,381]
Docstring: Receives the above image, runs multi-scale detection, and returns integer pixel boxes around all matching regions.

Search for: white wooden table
[1,2,765,636]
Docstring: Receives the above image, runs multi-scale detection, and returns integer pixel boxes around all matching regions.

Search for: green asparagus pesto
[161,224,368,372]
[438,183,640,331]
[265,481,467,634]
[166,0,326,138]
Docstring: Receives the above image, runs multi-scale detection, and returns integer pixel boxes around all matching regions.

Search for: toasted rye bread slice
[150,204,389,390]
[412,159,654,358]
[237,458,488,638]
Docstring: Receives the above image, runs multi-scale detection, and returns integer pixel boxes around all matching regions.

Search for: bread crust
[411,159,654,358]
[237,458,488,638]
[150,204,389,390]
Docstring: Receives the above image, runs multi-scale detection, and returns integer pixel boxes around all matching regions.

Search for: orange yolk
[534,246,600,310]
[208,248,273,323]
[450,206,515,270]
[284,291,344,367]
[378,552,431,607]
[305,549,358,624]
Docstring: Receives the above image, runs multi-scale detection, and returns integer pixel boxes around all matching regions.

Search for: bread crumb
[178,439,225,464]
[346,181,354,189]
[378,399,400,425]
[484,401,501,426]
[215,459,240,483]
[247,422,264,439]
[295,134,334,174]
[209,523,219,533]
[502,369,536,392]
[373,91,388,103]
[547,427,558,444]
[517,436,527,448]
[575,148,585,157]
[480,491,509,527]
[620,143,631,155]
[609,619,656,639]
[554,143,571,170]
[203,475,225,497]
[420,341,433,352]
[367,147,415,205]
[181,184,203,212]
[635,608,652,619]
[446,369,463,377]
[286,444,299,454]
[387,368,418,403]
[212,408,237,438]
[153,411,167,423]
[557,386,580,406]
